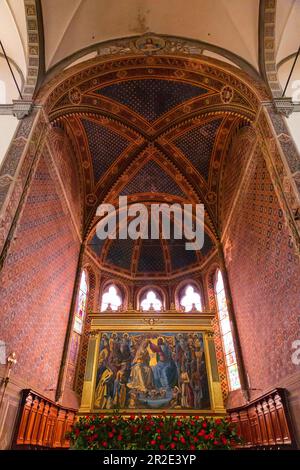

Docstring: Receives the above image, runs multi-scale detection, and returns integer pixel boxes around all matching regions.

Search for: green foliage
[68,413,241,450]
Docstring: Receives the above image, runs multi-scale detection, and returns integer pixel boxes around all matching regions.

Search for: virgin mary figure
[127,339,154,393]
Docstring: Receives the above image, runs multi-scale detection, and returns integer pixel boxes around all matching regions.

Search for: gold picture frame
[79,312,225,416]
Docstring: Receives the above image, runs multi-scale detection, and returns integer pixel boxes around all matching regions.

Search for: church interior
[0,0,300,451]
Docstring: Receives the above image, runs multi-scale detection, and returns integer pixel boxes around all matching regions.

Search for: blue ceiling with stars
[120,160,185,197]
[174,118,223,180]
[95,79,208,122]
[82,119,130,182]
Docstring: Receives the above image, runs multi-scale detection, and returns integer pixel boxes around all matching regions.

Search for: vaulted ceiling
[41,0,260,71]
[0,1,299,280]
[46,53,258,277]
[88,226,215,278]
[50,64,253,229]
[3,0,298,278]
[1,0,299,104]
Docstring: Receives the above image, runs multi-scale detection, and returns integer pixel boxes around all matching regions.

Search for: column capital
[272,97,300,117]
[12,100,33,119]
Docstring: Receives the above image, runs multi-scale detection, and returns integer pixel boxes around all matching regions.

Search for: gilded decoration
[34,52,271,246]
[220,85,234,104]
[16,34,298,298]
[79,311,225,415]
[135,35,166,53]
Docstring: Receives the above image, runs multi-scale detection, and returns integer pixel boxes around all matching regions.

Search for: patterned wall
[49,128,83,231]
[0,153,80,400]
[219,127,256,230]
[224,145,300,393]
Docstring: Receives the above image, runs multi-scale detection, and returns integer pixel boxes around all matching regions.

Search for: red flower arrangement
[68,414,241,450]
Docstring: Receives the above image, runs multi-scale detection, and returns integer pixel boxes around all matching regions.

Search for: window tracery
[101,285,122,312]
[140,290,162,311]
[180,284,202,312]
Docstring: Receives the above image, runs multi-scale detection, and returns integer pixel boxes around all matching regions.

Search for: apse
[0,1,300,453]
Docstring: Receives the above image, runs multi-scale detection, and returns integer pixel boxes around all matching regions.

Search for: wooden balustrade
[227,388,296,449]
[12,387,296,449]
[12,389,77,449]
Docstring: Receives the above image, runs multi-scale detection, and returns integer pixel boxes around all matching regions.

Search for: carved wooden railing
[12,389,77,449]
[227,388,296,449]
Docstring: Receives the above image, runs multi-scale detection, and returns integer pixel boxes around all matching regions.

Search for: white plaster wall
[0,115,18,167]
[285,114,300,154]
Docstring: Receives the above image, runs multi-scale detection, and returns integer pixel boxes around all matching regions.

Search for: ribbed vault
[37,53,268,278]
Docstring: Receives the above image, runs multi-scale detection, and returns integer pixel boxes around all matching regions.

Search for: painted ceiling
[0,1,299,278]
[49,54,257,277]
[88,228,214,277]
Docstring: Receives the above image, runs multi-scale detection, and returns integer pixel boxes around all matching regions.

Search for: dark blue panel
[201,232,214,257]
[96,79,208,122]
[137,239,166,272]
[169,238,198,270]
[174,119,223,180]
[82,119,129,182]
[121,160,185,197]
[106,238,135,270]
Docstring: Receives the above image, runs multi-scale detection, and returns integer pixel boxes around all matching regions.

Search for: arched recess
[5,48,289,277]
[10,45,300,411]
[86,202,218,280]
[37,55,267,246]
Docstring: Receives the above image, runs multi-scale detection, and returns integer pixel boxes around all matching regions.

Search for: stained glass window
[101,285,122,312]
[74,270,88,334]
[140,290,162,311]
[180,285,202,312]
[215,269,241,391]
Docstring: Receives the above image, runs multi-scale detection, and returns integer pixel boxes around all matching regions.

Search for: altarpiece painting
[93,331,211,411]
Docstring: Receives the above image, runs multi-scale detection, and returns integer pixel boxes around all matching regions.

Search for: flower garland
[68,414,241,450]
